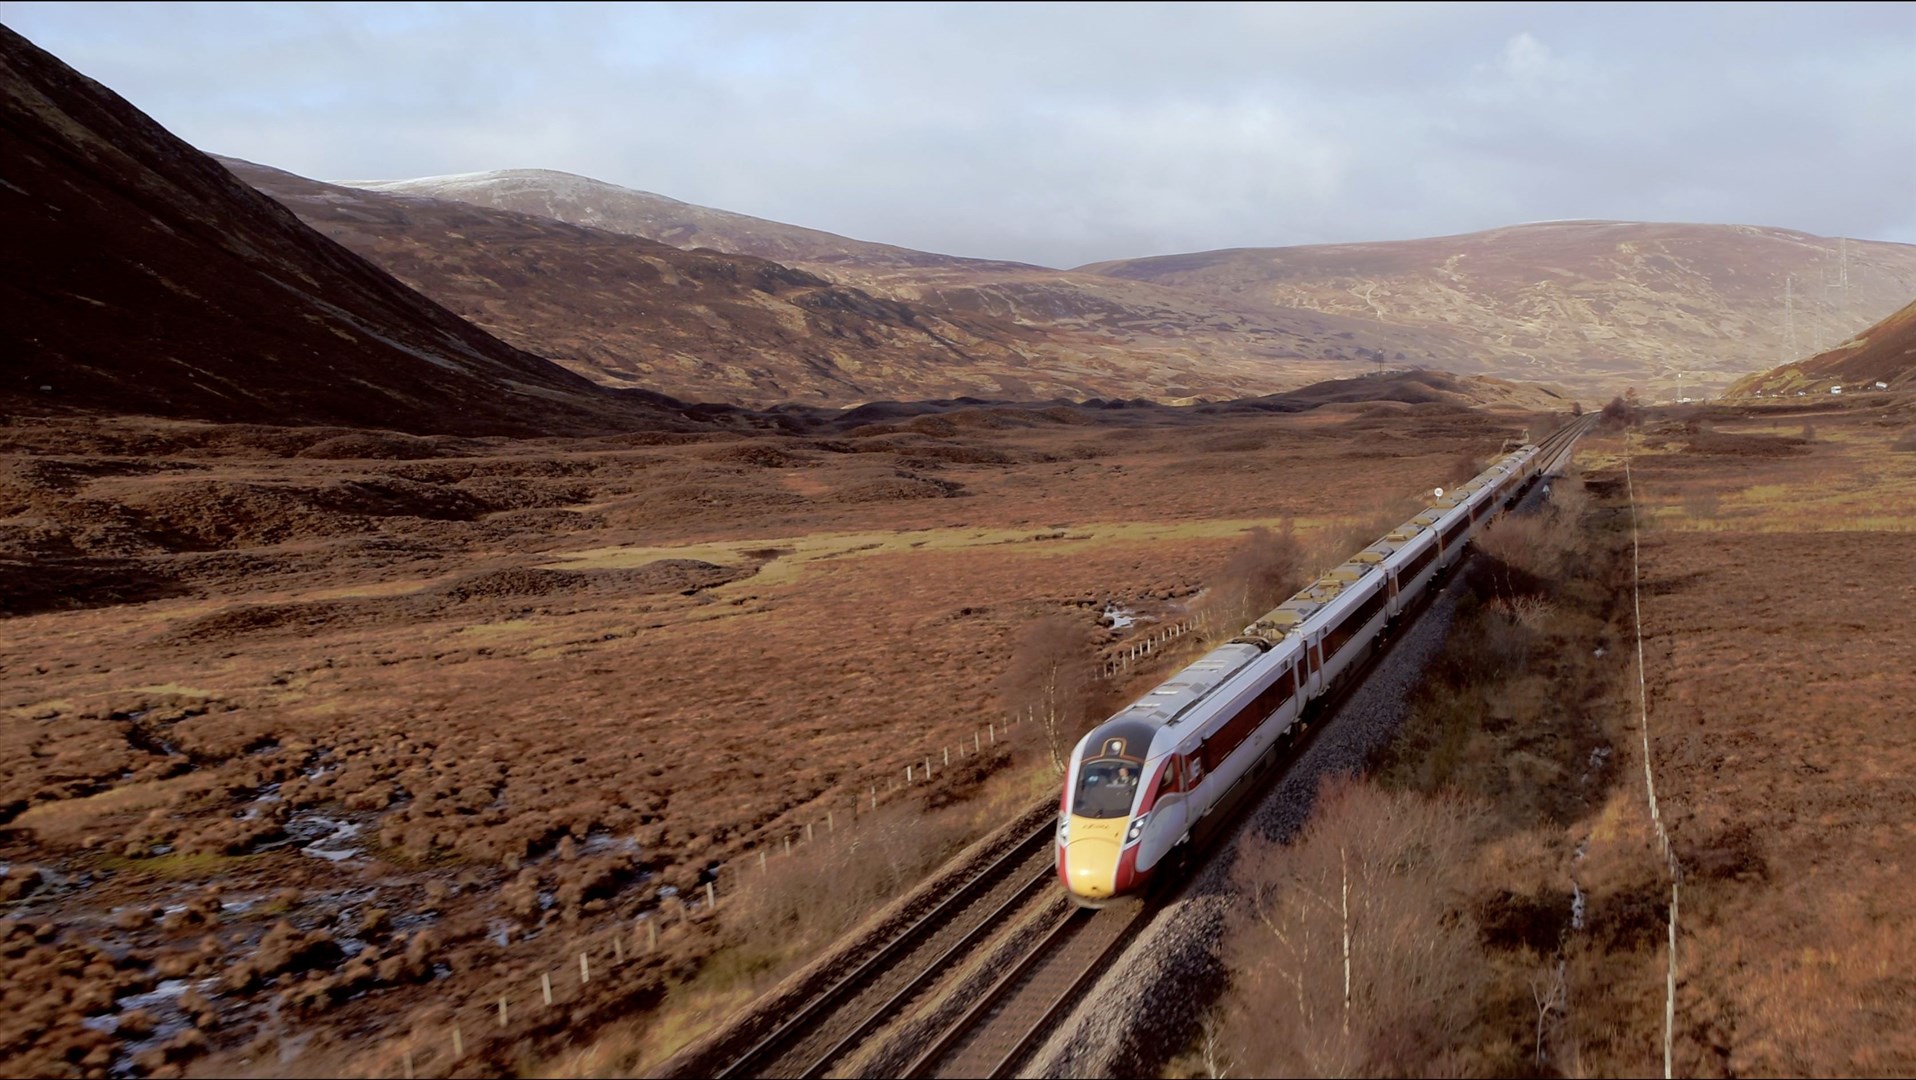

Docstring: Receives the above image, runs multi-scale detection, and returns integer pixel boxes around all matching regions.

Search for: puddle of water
[1102,603,1137,631]
[105,976,220,1076]
[581,831,641,856]
[287,813,364,862]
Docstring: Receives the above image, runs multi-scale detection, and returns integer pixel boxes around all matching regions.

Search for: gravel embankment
[1028,584,1467,1078]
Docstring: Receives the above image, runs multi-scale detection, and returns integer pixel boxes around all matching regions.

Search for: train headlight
[1125,813,1148,846]
[1057,813,1069,845]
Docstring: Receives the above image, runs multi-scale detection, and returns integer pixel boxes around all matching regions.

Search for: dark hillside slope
[0,25,679,436]
[1728,298,1916,396]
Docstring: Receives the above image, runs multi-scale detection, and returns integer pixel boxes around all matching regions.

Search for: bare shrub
[1489,594,1556,632]
[1892,427,1916,452]
[1682,487,1721,522]
[1219,777,1486,1077]
[723,800,976,964]
[1474,513,1564,586]
[1473,473,1591,594]
[1600,395,1635,428]
[997,615,1096,773]
[1544,467,1591,526]
[1191,524,1306,641]
[1800,422,1817,443]
[1449,448,1489,485]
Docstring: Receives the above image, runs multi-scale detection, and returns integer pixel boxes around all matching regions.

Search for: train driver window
[1074,759,1141,818]
[1158,757,1181,796]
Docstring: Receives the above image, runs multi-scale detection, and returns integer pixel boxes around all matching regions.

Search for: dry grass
[542,761,1055,1077]
[0,406,1537,1075]
[1620,403,1916,1075]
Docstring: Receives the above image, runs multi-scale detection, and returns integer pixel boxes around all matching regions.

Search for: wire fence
[1624,442,1683,1080]
[1100,618,1195,679]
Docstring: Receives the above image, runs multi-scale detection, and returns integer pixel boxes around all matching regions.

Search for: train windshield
[1073,759,1142,819]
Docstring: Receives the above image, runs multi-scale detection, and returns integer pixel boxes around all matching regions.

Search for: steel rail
[796,865,1056,1078]
[713,820,1055,1078]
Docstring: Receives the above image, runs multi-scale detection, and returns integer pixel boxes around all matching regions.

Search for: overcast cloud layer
[8,2,1914,267]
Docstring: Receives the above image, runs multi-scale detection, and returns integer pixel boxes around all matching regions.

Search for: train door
[1178,739,1206,819]
[1138,755,1189,869]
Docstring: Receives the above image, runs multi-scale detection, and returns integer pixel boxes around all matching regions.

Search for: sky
[6,2,1914,267]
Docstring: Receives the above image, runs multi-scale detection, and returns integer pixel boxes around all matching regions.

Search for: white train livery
[1057,444,1546,904]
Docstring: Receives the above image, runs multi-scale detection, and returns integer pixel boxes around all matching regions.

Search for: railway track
[903,900,1149,1078]
[712,819,1058,1079]
[697,414,1598,1080]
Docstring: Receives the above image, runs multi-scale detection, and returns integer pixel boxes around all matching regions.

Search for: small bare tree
[1220,777,1485,1076]
[998,615,1094,774]
[1193,525,1305,640]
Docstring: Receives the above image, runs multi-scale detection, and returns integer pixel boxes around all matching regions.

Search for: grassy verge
[541,759,1057,1076]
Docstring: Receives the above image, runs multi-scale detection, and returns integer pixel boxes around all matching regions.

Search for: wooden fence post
[541,972,553,1006]
[705,881,716,909]
[498,995,509,1028]
[452,1025,463,1060]
[580,952,590,984]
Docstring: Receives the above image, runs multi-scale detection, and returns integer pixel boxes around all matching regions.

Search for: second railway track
[713,819,1058,1079]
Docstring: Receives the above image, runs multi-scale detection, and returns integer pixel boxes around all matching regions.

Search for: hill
[0,26,678,437]
[341,170,1528,397]
[240,160,1428,407]
[348,167,1036,275]
[228,159,1101,406]
[1727,298,1916,396]
[1080,222,1916,400]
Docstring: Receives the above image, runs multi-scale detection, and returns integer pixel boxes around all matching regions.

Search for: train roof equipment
[1087,443,1544,741]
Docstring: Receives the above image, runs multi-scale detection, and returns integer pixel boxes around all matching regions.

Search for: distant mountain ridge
[349,168,1037,274]
[1079,221,1916,400]
[348,170,1916,399]
[341,170,1526,396]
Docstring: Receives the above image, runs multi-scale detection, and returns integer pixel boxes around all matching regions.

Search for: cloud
[6,2,1913,266]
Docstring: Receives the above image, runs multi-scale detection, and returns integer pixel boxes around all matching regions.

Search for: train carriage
[1058,443,1549,905]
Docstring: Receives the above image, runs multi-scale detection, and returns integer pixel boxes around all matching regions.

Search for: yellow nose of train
[1065,837,1118,899]
[1058,816,1132,905]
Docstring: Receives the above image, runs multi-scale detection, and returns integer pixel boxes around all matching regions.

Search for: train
[1057,442,1550,905]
